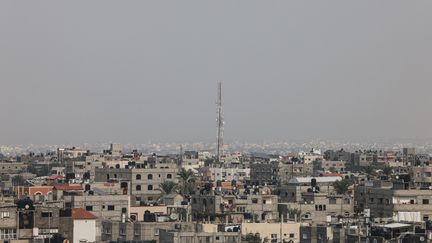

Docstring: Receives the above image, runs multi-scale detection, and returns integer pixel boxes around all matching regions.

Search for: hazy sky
[1,1,432,145]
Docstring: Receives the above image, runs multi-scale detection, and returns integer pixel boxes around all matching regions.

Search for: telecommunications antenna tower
[216,82,224,163]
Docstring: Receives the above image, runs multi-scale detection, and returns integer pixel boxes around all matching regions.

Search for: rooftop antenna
[216,82,224,163]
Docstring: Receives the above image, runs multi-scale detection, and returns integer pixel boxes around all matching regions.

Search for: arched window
[136,185,141,191]
[136,174,141,180]
[148,185,153,191]
[167,174,172,179]
[148,174,153,180]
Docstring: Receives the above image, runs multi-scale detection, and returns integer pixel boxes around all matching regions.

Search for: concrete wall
[73,219,97,243]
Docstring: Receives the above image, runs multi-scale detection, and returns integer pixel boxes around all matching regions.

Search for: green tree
[159,181,178,195]
[329,166,337,173]
[362,166,375,180]
[332,179,352,195]
[243,233,261,243]
[12,175,26,186]
[382,166,393,176]
[177,168,195,195]
[287,208,301,222]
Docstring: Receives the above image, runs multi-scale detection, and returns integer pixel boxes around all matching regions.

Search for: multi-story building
[0,162,28,175]
[250,161,279,185]
[279,176,353,225]
[64,194,130,220]
[191,188,279,224]
[159,228,241,243]
[0,202,17,241]
[101,220,196,242]
[319,160,346,173]
[278,162,313,185]
[95,163,178,205]
[355,180,432,221]
[241,222,302,243]
[207,166,250,182]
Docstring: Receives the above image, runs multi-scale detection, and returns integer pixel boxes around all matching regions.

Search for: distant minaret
[216,82,224,163]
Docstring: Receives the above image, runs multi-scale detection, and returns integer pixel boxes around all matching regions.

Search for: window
[0,212,10,218]
[289,233,295,238]
[148,185,153,191]
[108,205,115,211]
[423,199,429,205]
[136,185,141,191]
[329,198,337,204]
[86,206,93,211]
[167,174,172,179]
[148,174,153,180]
[0,228,17,239]
[136,174,141,180]
[252,199,258,204]
[271,234,277,239]
[41,212,52,217]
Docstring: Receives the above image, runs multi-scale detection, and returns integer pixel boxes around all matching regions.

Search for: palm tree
[362,166,375,180]
[382,166,393,177]
[159,181,178,195]
[287,208,301,222]
[177,168,195,195]
[333,179,352,195]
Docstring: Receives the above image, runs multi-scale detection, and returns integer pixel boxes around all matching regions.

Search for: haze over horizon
[2,1,432,145]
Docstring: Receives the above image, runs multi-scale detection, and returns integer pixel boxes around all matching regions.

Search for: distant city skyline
[2,1,432,145]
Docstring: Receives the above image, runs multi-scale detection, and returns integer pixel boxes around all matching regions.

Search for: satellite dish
[170,213,178,220]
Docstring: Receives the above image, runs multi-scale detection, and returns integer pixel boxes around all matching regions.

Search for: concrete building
[191,188,279,224]
[109,144,123,157]
[279,176,353,225]
[159,228,241,243]
[71,208,98,243]
[412,166,432,188]
[319,160,346,173]
[0,162,28,175]
[64,194,130,220]
[95,165,178,205]
[250,161,279,185]
[355,180,432,221]
[278,163,313,185]
[207,166,250,182]
[0,202,17,241]
[101,220,196,242]
[241,222,302,243]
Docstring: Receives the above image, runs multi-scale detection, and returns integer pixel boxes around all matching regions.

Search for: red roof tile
[53,185,83,191]
[72,208,97,220]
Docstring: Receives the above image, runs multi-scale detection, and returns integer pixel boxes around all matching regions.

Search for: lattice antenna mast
[216,82,224,163]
